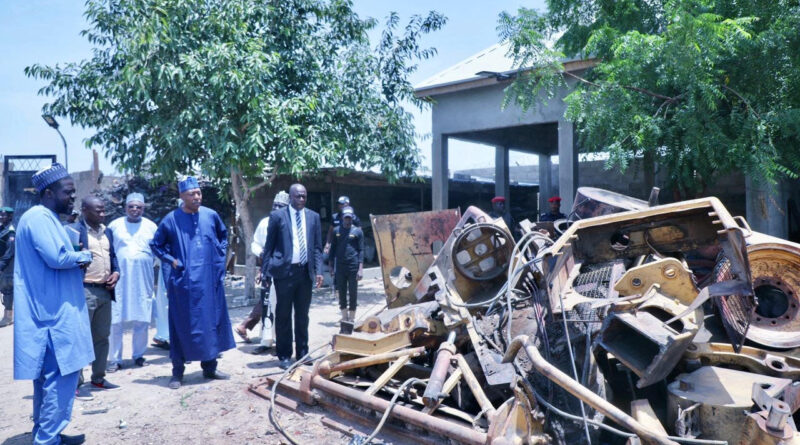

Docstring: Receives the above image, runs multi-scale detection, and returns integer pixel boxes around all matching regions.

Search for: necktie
[296,210,307,264]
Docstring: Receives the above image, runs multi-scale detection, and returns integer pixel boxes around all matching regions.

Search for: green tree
[499,0,800,198]
[26,0,445,298]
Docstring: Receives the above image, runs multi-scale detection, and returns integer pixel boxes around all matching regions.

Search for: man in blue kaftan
[14,163,94,445]
[150,177,235,389]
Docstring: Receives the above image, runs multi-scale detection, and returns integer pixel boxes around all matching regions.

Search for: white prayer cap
[126,192,145,204]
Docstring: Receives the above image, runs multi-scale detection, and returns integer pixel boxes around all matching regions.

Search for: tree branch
[563,70,680,102]
[722,84,761,120]
[247,172,276,194]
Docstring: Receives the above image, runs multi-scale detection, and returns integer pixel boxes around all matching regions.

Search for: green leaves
[500,0,800,197]
[27,0,443,191]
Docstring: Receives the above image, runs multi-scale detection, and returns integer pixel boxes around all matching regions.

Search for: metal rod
[311,375,487,445]
[455,354,495,417]
[320,346,426,377]
[423,331,457,406]
[503,335,679,445]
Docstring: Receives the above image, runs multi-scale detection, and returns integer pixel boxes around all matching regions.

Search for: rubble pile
[262,187,800,445]
[91,176,231,223]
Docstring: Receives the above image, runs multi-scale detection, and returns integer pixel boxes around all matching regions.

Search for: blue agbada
[150,206,235,362]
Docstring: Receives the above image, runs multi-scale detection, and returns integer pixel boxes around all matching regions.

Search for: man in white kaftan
[107,193,158,368]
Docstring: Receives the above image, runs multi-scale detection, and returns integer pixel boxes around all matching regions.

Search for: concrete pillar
[557,119,578,212]
[746,176,788,238]
[494,146,509,201]
[538,154,552,217]
[432,134,449,210]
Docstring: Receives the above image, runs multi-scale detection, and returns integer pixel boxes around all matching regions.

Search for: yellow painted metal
[615,258,699,305]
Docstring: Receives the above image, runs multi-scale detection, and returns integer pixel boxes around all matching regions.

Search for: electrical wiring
[361,378,426,444]
[269,343,331,445]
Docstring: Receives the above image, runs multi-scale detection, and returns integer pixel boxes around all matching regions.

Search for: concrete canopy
[414,42,596,214]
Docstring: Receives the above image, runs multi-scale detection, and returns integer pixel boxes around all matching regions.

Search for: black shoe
[251,345,273,355]
[59,433,86,445]
[134,357,146,367]
[203,369,230,380]
[168,376,182,390]
[91,379,121,390]
[106,363,120,373]
[296,349,309,361]
[151,339,170,350]
[278,358,293,370]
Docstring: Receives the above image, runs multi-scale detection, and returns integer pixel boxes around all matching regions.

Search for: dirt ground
[0,277,391,445]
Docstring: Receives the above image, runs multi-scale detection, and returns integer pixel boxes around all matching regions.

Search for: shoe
[168,376,182,390]
[59,433,86,445]
[151,339,170,350]
[296,349,309,361]
[91,379,120,390]
[251,345,273,355]
[134,357,146,367]
[278,358,293,370]
[106,363,120,373]
[75,386,94,401]
[203,369,230,380]
[234,325,250,343]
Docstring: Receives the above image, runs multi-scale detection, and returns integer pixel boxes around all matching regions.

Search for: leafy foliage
[499,0,800,197]
[26,0,445,185]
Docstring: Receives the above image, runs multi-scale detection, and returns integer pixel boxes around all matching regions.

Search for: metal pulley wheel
[451,223,513,281]
[745,243,800,349]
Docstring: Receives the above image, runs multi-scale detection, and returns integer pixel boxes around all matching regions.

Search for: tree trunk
[231,169,257,304]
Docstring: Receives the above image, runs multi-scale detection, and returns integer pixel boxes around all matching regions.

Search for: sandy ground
[0,278,390,445]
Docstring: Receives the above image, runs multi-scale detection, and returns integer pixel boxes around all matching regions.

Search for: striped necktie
[296,209,307,265]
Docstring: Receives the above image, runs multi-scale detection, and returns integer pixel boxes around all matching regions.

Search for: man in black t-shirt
[329,207,363,322]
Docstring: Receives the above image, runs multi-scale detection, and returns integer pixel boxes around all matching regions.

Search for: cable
[269,343,331,445]
[362,378,426,444]
[557,290,593,443]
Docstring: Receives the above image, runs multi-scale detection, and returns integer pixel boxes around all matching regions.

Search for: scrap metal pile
[261,187,800,445]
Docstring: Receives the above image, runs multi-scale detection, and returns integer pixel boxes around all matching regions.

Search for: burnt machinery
[255,188,800,445]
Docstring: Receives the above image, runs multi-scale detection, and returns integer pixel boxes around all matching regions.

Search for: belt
[290,263,308,270]
[83,282,108,288]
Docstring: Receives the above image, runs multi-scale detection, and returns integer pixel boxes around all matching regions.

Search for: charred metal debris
[254,187,800,445]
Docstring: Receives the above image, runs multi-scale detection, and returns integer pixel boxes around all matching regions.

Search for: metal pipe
[503,335,678,445]
[319,346,426,377]
[455,354,495,417]
[311,375,487,445]
[423,331,457,406]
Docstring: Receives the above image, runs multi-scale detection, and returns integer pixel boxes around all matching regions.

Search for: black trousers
[336,269,358,311]
[274,264,312,360]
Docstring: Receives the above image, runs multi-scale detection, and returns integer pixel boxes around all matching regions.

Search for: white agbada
[108,216,158,323]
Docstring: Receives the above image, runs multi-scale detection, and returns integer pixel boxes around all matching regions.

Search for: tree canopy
[499,0,800,197]
[27,0,444,185]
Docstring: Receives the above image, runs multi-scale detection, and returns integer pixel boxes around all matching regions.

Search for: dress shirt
[84,224,111,283]
[290,207,306,264]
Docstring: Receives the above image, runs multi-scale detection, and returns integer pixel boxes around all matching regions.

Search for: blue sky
[0,0,546,175]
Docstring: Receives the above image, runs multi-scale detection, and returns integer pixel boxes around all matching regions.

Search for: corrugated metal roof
[415,42,516,91]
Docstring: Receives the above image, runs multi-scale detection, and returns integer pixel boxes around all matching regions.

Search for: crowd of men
[3,162,564,444]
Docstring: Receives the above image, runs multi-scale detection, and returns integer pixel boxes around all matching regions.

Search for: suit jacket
[67,218,120,300]
[261,206,323,282]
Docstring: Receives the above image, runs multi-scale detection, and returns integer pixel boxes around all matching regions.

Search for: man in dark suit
[262,183,323,369]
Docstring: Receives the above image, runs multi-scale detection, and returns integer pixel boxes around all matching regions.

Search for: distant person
[539,196,567,222]
[14,163,94,445]
[328,207,363,322]
[0,207,15,327]
[262,183,323,369]
[235,190,290,353]
[65,209,80,225]
[67,196,121,390]
[489,196,514,229]
[324,195,360,255]
[150,177,235,389]
[107,193,158,369]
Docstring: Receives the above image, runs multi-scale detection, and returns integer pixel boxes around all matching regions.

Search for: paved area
[0,277,390,444]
